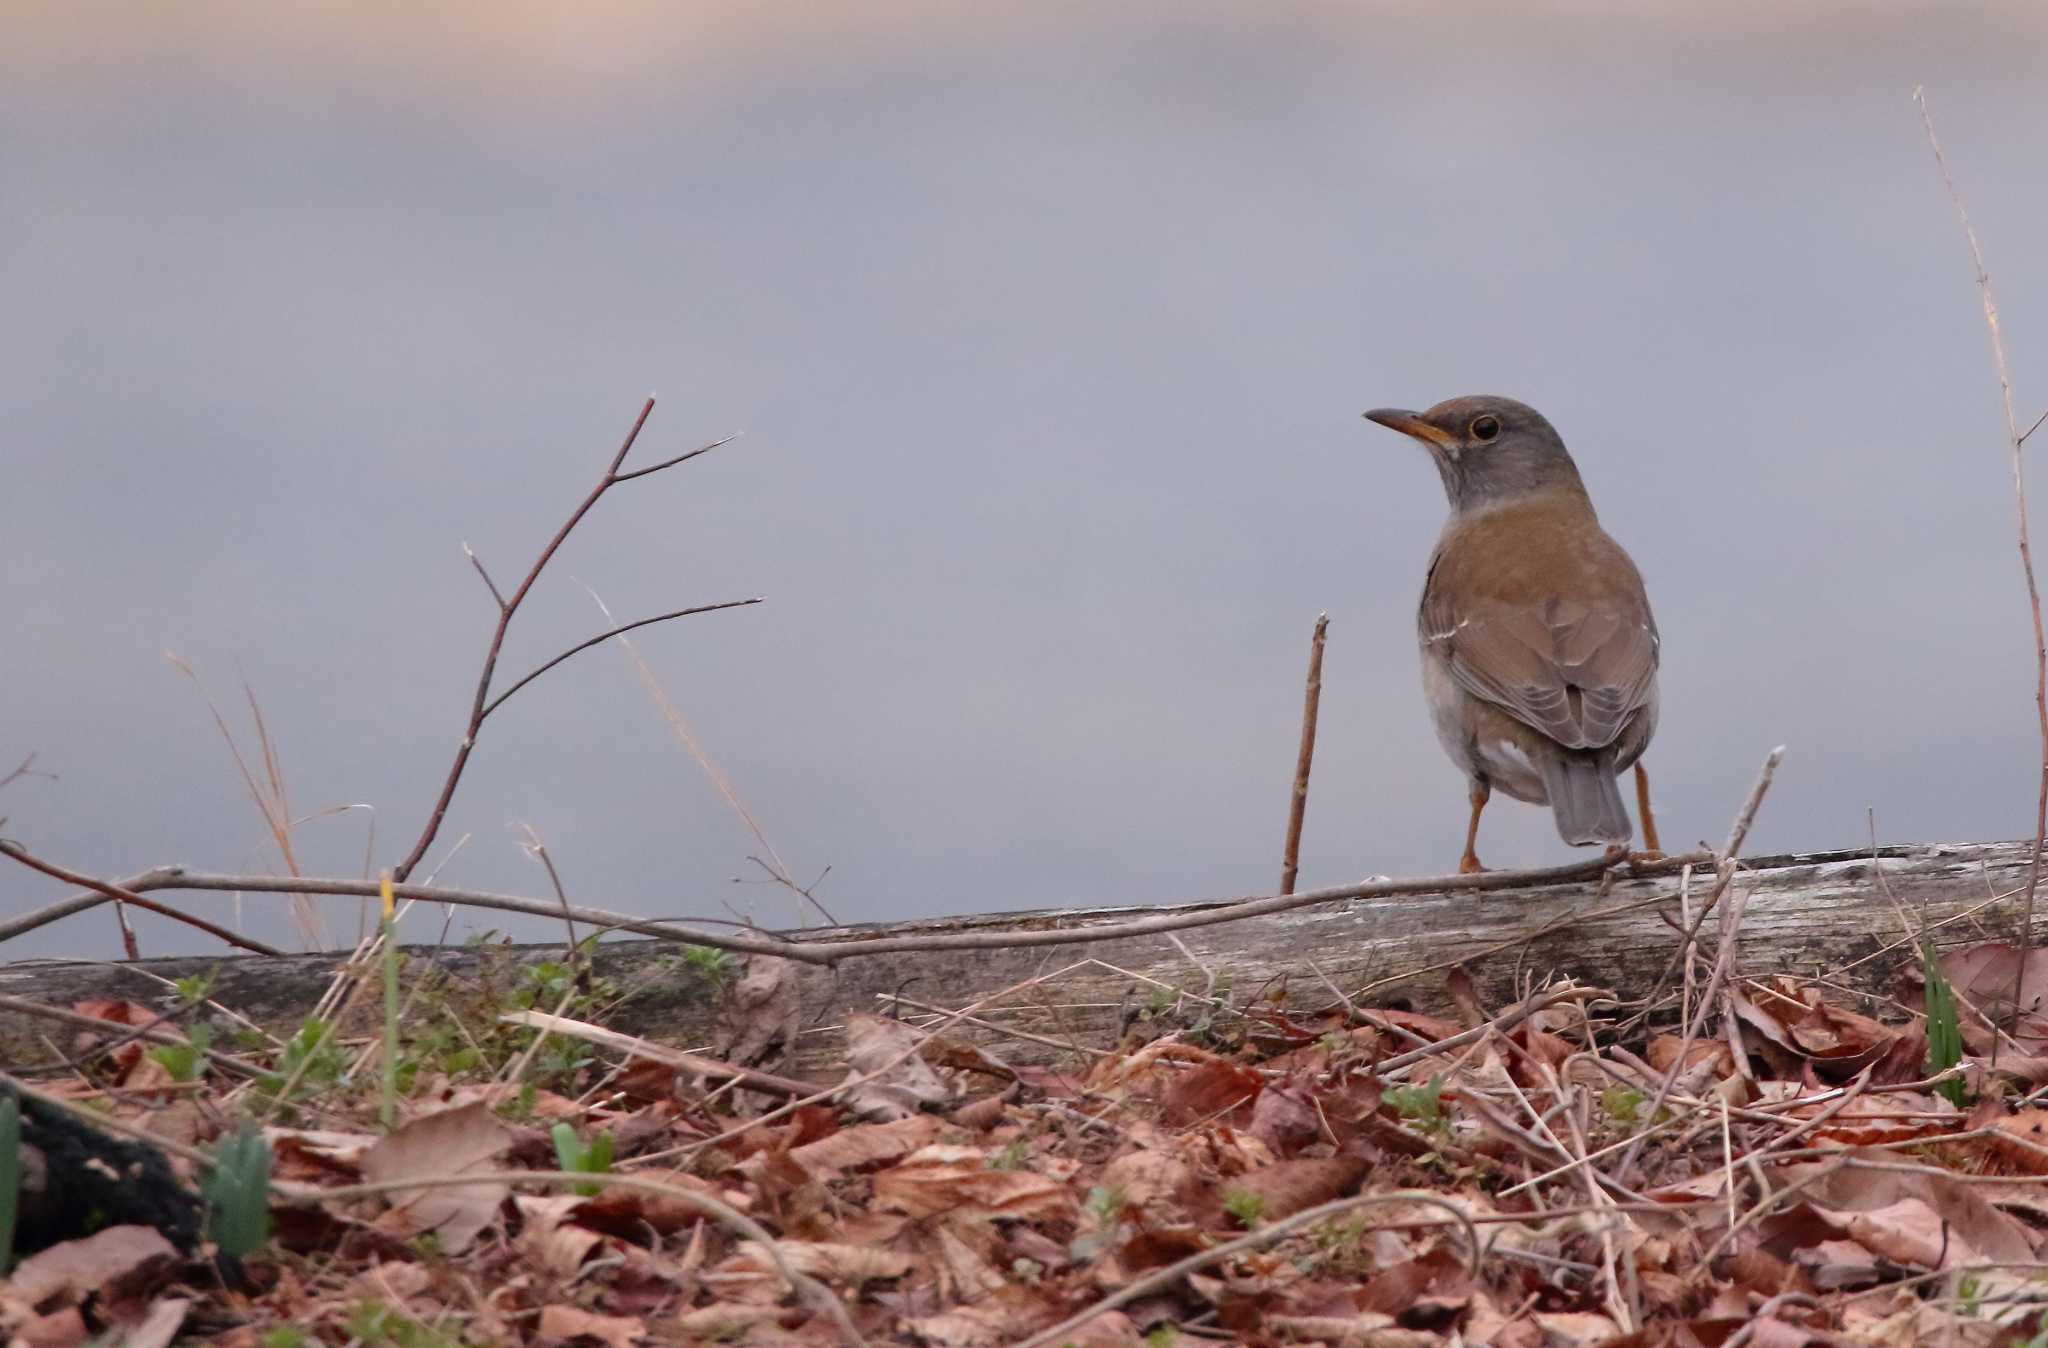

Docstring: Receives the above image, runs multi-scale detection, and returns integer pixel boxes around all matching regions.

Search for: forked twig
[392,399,750,883]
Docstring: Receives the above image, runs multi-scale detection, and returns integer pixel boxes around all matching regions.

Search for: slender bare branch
[462,542,508,610]
[610,431,739,482]
[478,597,762,721]
[0,753,53,792]
[0,842,283,956]
[1919,87,2048,1059]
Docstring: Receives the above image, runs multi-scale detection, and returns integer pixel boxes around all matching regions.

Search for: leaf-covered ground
[10,938,2048,1347]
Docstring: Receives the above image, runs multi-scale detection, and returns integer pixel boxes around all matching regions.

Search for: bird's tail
[1539,752,1633,847]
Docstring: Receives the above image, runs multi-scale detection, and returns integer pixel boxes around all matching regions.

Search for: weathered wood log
[0,841,2034,1077]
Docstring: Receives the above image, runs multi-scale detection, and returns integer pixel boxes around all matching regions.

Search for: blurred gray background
[6,1,2047,958]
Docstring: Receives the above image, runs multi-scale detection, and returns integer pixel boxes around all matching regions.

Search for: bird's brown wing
[1419,512,1658,753]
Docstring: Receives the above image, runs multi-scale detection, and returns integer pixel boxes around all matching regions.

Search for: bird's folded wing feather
[1421,580,1658,753]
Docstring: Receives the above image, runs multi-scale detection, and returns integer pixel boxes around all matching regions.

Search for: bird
[1362,395,1663,874]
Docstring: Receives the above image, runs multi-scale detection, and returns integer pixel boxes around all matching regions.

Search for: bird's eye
[1470,415,1500,442]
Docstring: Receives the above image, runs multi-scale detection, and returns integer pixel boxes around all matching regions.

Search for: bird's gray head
[1363,395,1588,515]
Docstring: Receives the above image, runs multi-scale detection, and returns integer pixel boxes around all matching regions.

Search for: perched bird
[1363,396,1662,873]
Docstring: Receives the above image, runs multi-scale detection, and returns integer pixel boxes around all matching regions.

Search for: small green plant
[1385,1075,1445,1126]
[173,968,220,1006]
[347,1301,461,1348]
[551,1123,615,1196]
[1923,939,1967,1107]
[1956,1272,1983,1318]
[260,1328,308,1348]
[1144,1326,1180,1348]
[147,1023,213,1083]
[1221,1189,1265,1227]
[680,944,735,988]
[1601,1084,1646,1124]
[258,1017,348,1106]
[202,1121,272,1261]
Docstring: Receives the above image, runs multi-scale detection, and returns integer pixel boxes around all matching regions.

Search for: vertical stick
[1919,88,2048,1060]
[1280,614,1329,896]
[379,872,400,1129]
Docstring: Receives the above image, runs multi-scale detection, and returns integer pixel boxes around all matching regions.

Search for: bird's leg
[1459,780,1490,875]
[1632,760,1665,861]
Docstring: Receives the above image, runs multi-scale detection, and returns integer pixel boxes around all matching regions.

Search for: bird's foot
[1458,852,1487,875]
[1631,848,1667,863]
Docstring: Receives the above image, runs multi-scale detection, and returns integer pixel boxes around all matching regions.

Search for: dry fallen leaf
[872,1145,1075,1222]
[1733,978,1897,1078]
[5,1225,180,1313]
[359,1098,514,1254]
[840,1013,954,1120]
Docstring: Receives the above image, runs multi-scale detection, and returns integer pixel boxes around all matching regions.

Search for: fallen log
[0,840,2033,1077]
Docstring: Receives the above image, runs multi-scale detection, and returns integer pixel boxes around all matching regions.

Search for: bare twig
[0,753,54,792]
[1629,747,1784,1028]
[1919,87,2048,1061]
[516,824,581,954]
[392,399,744,883]
[499,1008,818,1098]
[461,542,508,610]
[1280,613,1328,895]
[0,842,282,956]
[479,598,763,721]
[1613,884,1754,1183]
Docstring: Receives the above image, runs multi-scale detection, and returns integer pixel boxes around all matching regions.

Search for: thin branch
[0,753,53,792]
[0,841,283,956]
[1628,746,1785,1025]
[1279,612,1328,895]
[610,431,739,482]
[393,398,742,883]
[516,824,581,954]
[1918,86,2048,1061]
[478,598,762,721]
[462,542,508,610]
[2024,406,2048,448]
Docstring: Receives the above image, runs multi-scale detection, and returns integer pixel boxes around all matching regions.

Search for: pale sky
[6,1,2048,957]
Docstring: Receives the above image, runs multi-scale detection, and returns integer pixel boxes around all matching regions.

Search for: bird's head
[1364,395,1587,513]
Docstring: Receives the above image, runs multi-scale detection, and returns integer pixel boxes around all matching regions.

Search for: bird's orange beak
[1364,408,1458,450]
